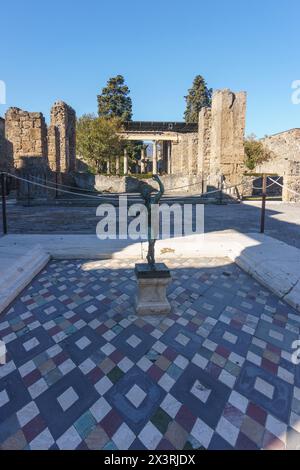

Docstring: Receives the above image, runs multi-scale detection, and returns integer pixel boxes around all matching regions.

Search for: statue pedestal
[135,263,172,315]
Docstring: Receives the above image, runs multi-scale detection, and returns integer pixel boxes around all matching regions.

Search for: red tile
[22,415,47,443]
[261,358,278,374]
[23,369,41,387]
[175,405,196,433]
[147,365,164,382]
[247,402,267,426]
[100,410,122,438]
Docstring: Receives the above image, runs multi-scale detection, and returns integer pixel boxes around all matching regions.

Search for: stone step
[0,244,50,315]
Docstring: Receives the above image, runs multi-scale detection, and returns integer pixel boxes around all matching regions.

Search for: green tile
[150,408,172,434]
[107,366,124,383]
[74,411,96,439]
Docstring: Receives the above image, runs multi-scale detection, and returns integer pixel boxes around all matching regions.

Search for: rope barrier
[269,177,300,197]
[252,176,282,190]
[1,171,246,202]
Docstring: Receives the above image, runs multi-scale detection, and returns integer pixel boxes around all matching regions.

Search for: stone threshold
[0,231,299,314]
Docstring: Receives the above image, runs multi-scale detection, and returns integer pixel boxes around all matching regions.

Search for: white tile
[278,367,294,384]
[175,333,190,346]
[29,428,54,450]
[95,376,113,395]
[0,389,9,407]
[290,412,300,433]
[29,378,48,399]
[191,418,214,448]
[190,380,211,403]
[216,417,239,446]
[254,377,275,399]
[46,345,62,360]
[153,341,167,354]
[90,397,111,422]
[58,359,76,375]
[79,358,95,375]
[57,387,79,411]
[0,360,16,378]
[229,390,248,413]
[85,305,97,314]
[19,360,35,377]
[118,357,134,373]
[102,330,116,341]
[57,426,82,450]
[223,331,237,344]
[266,414,287,438]
[174,355,189,370]
[75,336,91,350]
[23,338,40,351]
[158,373,175,392]
[126,334,142,348]
[17,401,39,426]
[229,352,245,366]
[101,343,116,355]
[192,353,208,369]
[294,386,300,400]
[138,422,162,449]
[126,385,146,408]
[218,370,236,388]
[112,423,135,449]
[247,351,262,366]
[160,393,181,418]
[269,329,283,342]
[137,357,152,372]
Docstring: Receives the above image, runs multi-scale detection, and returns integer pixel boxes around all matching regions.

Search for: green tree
[184,75,212,123]
[77,114,123,174]
[244,134,273,170]
[97,75,132,121]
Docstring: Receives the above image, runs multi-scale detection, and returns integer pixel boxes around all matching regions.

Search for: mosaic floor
[0,257,300,450]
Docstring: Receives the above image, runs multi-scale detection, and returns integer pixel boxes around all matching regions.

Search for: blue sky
[1,0,299,137]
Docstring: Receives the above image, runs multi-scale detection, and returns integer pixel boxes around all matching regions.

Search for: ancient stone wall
[5,108,48,169]
[208,89,246,189]
[170,133,198,176]
[283,160,300,202]
[50,101,76,173]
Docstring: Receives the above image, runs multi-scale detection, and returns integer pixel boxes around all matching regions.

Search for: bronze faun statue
[139,174,164,269]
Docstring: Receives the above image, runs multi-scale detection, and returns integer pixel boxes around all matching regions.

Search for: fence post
[1,173,8,235]
[260,174,267,233]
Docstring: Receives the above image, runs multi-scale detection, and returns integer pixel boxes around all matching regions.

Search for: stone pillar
[50,101,76,173]
[167,141,172,175]
[209,89,246,188]
[198,107,212,191]
[152,141,157,175]
[48,125,60,173]
[107,160,110,174]
[124,148,128,175]
[116,155,120,175]
[141,146,146,173]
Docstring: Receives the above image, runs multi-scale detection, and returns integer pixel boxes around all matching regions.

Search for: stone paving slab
[0,257,300,450]
[0,231,300,314]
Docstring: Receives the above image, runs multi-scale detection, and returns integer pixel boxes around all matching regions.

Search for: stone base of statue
[135,263,172,315]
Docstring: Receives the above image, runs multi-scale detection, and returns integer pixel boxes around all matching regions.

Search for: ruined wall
[50,101,76,173]
[283,160,300,202]
[253,129,300,175]
[170,133,198,176]
[208,89,246,188]
[5,108,48,169]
